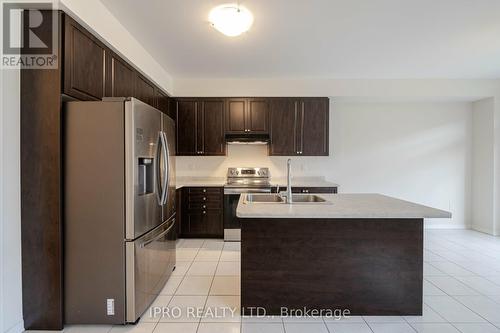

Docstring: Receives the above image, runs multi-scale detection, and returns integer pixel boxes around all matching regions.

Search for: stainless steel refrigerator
[64,98,176,324]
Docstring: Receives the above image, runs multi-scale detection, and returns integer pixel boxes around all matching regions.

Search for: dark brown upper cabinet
[134,74,156,107]
[105,52,135,98]
[299,98,329,156]
[201,99,226,155]
[268,98,297,156]
[156,89,172,117]
[176,99,226,156]
[226,98,269,134]
[176,100,198,155]
[64,16,106,100]
[269,97,329,156]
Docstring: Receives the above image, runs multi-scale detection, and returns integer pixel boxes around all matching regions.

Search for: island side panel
[241,218,423,316]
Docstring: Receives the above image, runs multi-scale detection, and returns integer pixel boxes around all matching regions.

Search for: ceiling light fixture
[209,4,253,37]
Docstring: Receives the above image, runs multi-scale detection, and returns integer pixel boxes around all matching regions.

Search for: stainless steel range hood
[225,133,270,145]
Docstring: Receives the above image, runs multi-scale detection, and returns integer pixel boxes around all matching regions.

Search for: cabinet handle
[203,211,206,214]
[203,197,206,201]
[203,205,206,208]
[203,189,206,193]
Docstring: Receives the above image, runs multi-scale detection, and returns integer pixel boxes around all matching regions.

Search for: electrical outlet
[107,298,115,316]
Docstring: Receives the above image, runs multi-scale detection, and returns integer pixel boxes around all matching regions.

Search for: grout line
[449,294,497,326]
[196,239,220,332]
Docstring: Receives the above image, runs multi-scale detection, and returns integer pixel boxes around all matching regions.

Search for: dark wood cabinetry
[176,100,198,155]
[269,98,329,156]
[105,52,135,98]
[64,16,106,100]
[268,98,297,155]
[134,74,156,107]
[63,14,171,112]
[180,187,223,238]
[299,98,329,156]
[202,99,226,155]
[176,97,329,156]
[226,98,269,134]
[156,89,173,119]
[176,99,225,156]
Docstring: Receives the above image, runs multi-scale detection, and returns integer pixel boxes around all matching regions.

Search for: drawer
[188,201,222,210]
[188,187,222,195]
[188,194,222,203]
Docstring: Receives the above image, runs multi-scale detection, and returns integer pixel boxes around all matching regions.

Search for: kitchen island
[236,193,451,316]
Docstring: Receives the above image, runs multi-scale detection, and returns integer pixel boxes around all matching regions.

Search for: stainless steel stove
[223,167,272,241]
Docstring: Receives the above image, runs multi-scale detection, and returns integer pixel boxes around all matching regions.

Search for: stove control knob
[235,171,239,175]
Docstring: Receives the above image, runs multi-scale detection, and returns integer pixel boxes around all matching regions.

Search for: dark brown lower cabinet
[180,187,223,238]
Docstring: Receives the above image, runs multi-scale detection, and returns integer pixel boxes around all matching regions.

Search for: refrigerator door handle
[140,221,174,248]
[162,131,170,206]
[160,131,169,205]
[155,132,163,205]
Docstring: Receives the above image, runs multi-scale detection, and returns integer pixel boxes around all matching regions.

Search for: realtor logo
[1,1,58,69]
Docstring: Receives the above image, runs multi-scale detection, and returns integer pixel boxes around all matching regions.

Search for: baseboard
[5,320,24,333]
[470,225,498,236]
[424,223,468,229]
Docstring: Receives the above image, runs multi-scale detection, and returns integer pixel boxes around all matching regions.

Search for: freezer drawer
[126,217,176,323]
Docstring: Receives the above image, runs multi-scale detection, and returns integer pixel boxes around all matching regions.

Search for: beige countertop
[175,177,226,189]
[175,176,339,190]
[236,193,452,219]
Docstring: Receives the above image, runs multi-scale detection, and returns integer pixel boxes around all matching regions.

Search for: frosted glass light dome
[209,4,253,37]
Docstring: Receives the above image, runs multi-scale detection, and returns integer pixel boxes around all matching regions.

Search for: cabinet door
[299,98,329,156]
[269,98,298,156]
[202,100,226,156]
[64,16,106,100]
[196,103,204,155]
[134,75,156,107]
[247,98,269,133]
[106,53,134,98]
[156,89,170,115]
[186,213,206,235]
[176,100,198,155]
[205,211,223,237]
[226,99,246,133]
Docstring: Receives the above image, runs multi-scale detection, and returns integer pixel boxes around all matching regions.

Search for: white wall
[173,78,500,100]
[0,69,23,333]
[471,98,496,234]
[177,101,473,229]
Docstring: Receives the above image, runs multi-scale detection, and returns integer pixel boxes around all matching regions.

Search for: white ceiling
[100,0,500,79]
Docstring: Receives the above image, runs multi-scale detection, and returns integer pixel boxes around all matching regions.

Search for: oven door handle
[224,188,272,194]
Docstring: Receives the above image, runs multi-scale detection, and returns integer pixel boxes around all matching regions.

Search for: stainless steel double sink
[243,193,329,204]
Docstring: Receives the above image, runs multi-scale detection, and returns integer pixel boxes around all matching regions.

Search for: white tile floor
[30,229,500,333]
